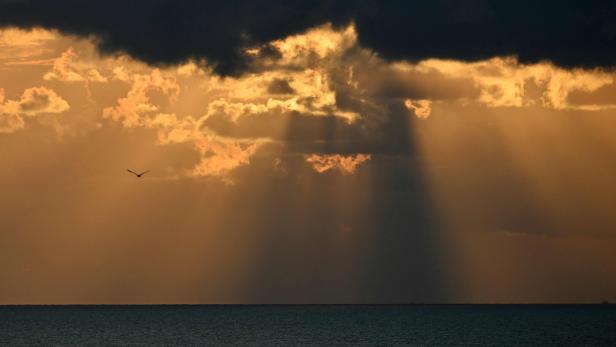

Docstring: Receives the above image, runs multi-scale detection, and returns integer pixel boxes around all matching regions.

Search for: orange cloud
[5,25,614,181]
[0,86,69,133]
[17,87,70,115]
[154,117,266,180]
[305,153,371,174]
[44,48,107,83]
[102,69,180,127]
[103,69,264,179]
[192,139,260,179]
[0,28,57,63]
[262,24,357,67]
[0,113,25,134]
[410,57,614,109]
[1,86,69,121]
[404,99,432,118]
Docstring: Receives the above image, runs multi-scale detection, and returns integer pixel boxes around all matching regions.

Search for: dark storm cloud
[354,0,616,69]
[2,1,616,75]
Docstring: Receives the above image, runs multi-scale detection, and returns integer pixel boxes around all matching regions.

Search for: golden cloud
[305,153,371,174]
[0,86,69,133]
[245,23,357,70]
[44,48,107,83]
[404,99,432,119]
[17,87,70,115]
[1,86,69,117]
[0,112,25,133]
[102,67,265,179]
[409,57,614,109]
[102,69,180,127]
[0,28,57,63]
[3,25,615,180]
[192,138,260,179]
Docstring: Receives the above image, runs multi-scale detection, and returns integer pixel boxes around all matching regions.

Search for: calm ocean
[0,305,614,346]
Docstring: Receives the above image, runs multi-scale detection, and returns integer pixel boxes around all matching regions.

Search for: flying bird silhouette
[127,169,150,178]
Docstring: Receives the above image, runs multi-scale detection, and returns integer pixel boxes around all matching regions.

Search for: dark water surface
[0,305,614,346]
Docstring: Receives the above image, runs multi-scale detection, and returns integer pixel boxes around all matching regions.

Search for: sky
[1,1,616,304]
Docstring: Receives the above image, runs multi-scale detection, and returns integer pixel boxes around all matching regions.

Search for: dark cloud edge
[2,1,616,75]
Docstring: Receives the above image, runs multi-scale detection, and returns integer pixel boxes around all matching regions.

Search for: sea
[0,305,614,346]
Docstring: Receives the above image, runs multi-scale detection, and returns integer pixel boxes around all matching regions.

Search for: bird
[127,169,150,178]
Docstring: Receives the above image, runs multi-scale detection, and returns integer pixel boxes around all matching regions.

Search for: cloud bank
[1,1,616,75]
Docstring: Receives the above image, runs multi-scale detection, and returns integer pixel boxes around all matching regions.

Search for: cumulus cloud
[305,153,371,174]
[192,137,261,179]
[0,27,56,63]
[154,116,267,179]
[101,66,265,179]
[102,68,179,127]
[17,87,69,115]
[404,58,615,110]
[4,24,615,178]
[43,48,107,82]
[82,23,616,168]
[0,87,70,116]
[404,99,432,119]
[0,86,69,133]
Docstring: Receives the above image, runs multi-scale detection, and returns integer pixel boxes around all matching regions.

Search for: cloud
[158,117,267,180]
[353,1,616,69]
[102,69,179,127]
[0,27,56,63]
[192,136,260,179]
[3,15,616,305]
[305,153,371,174]
[267,78,295,95]
[413,58,614,109]
[0,86,69,133]
[154,116,266,179]
[0,112,25,133]
[0,1,353,75]
[17,87,69,114]
[43,48,107,82]
[404,99,432,119]
[5,24,612,167]
[2,1,616,76]
[101,66,265,179]
[4,24,613,179]
[0,86,69,116]
[567,81,616,107]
